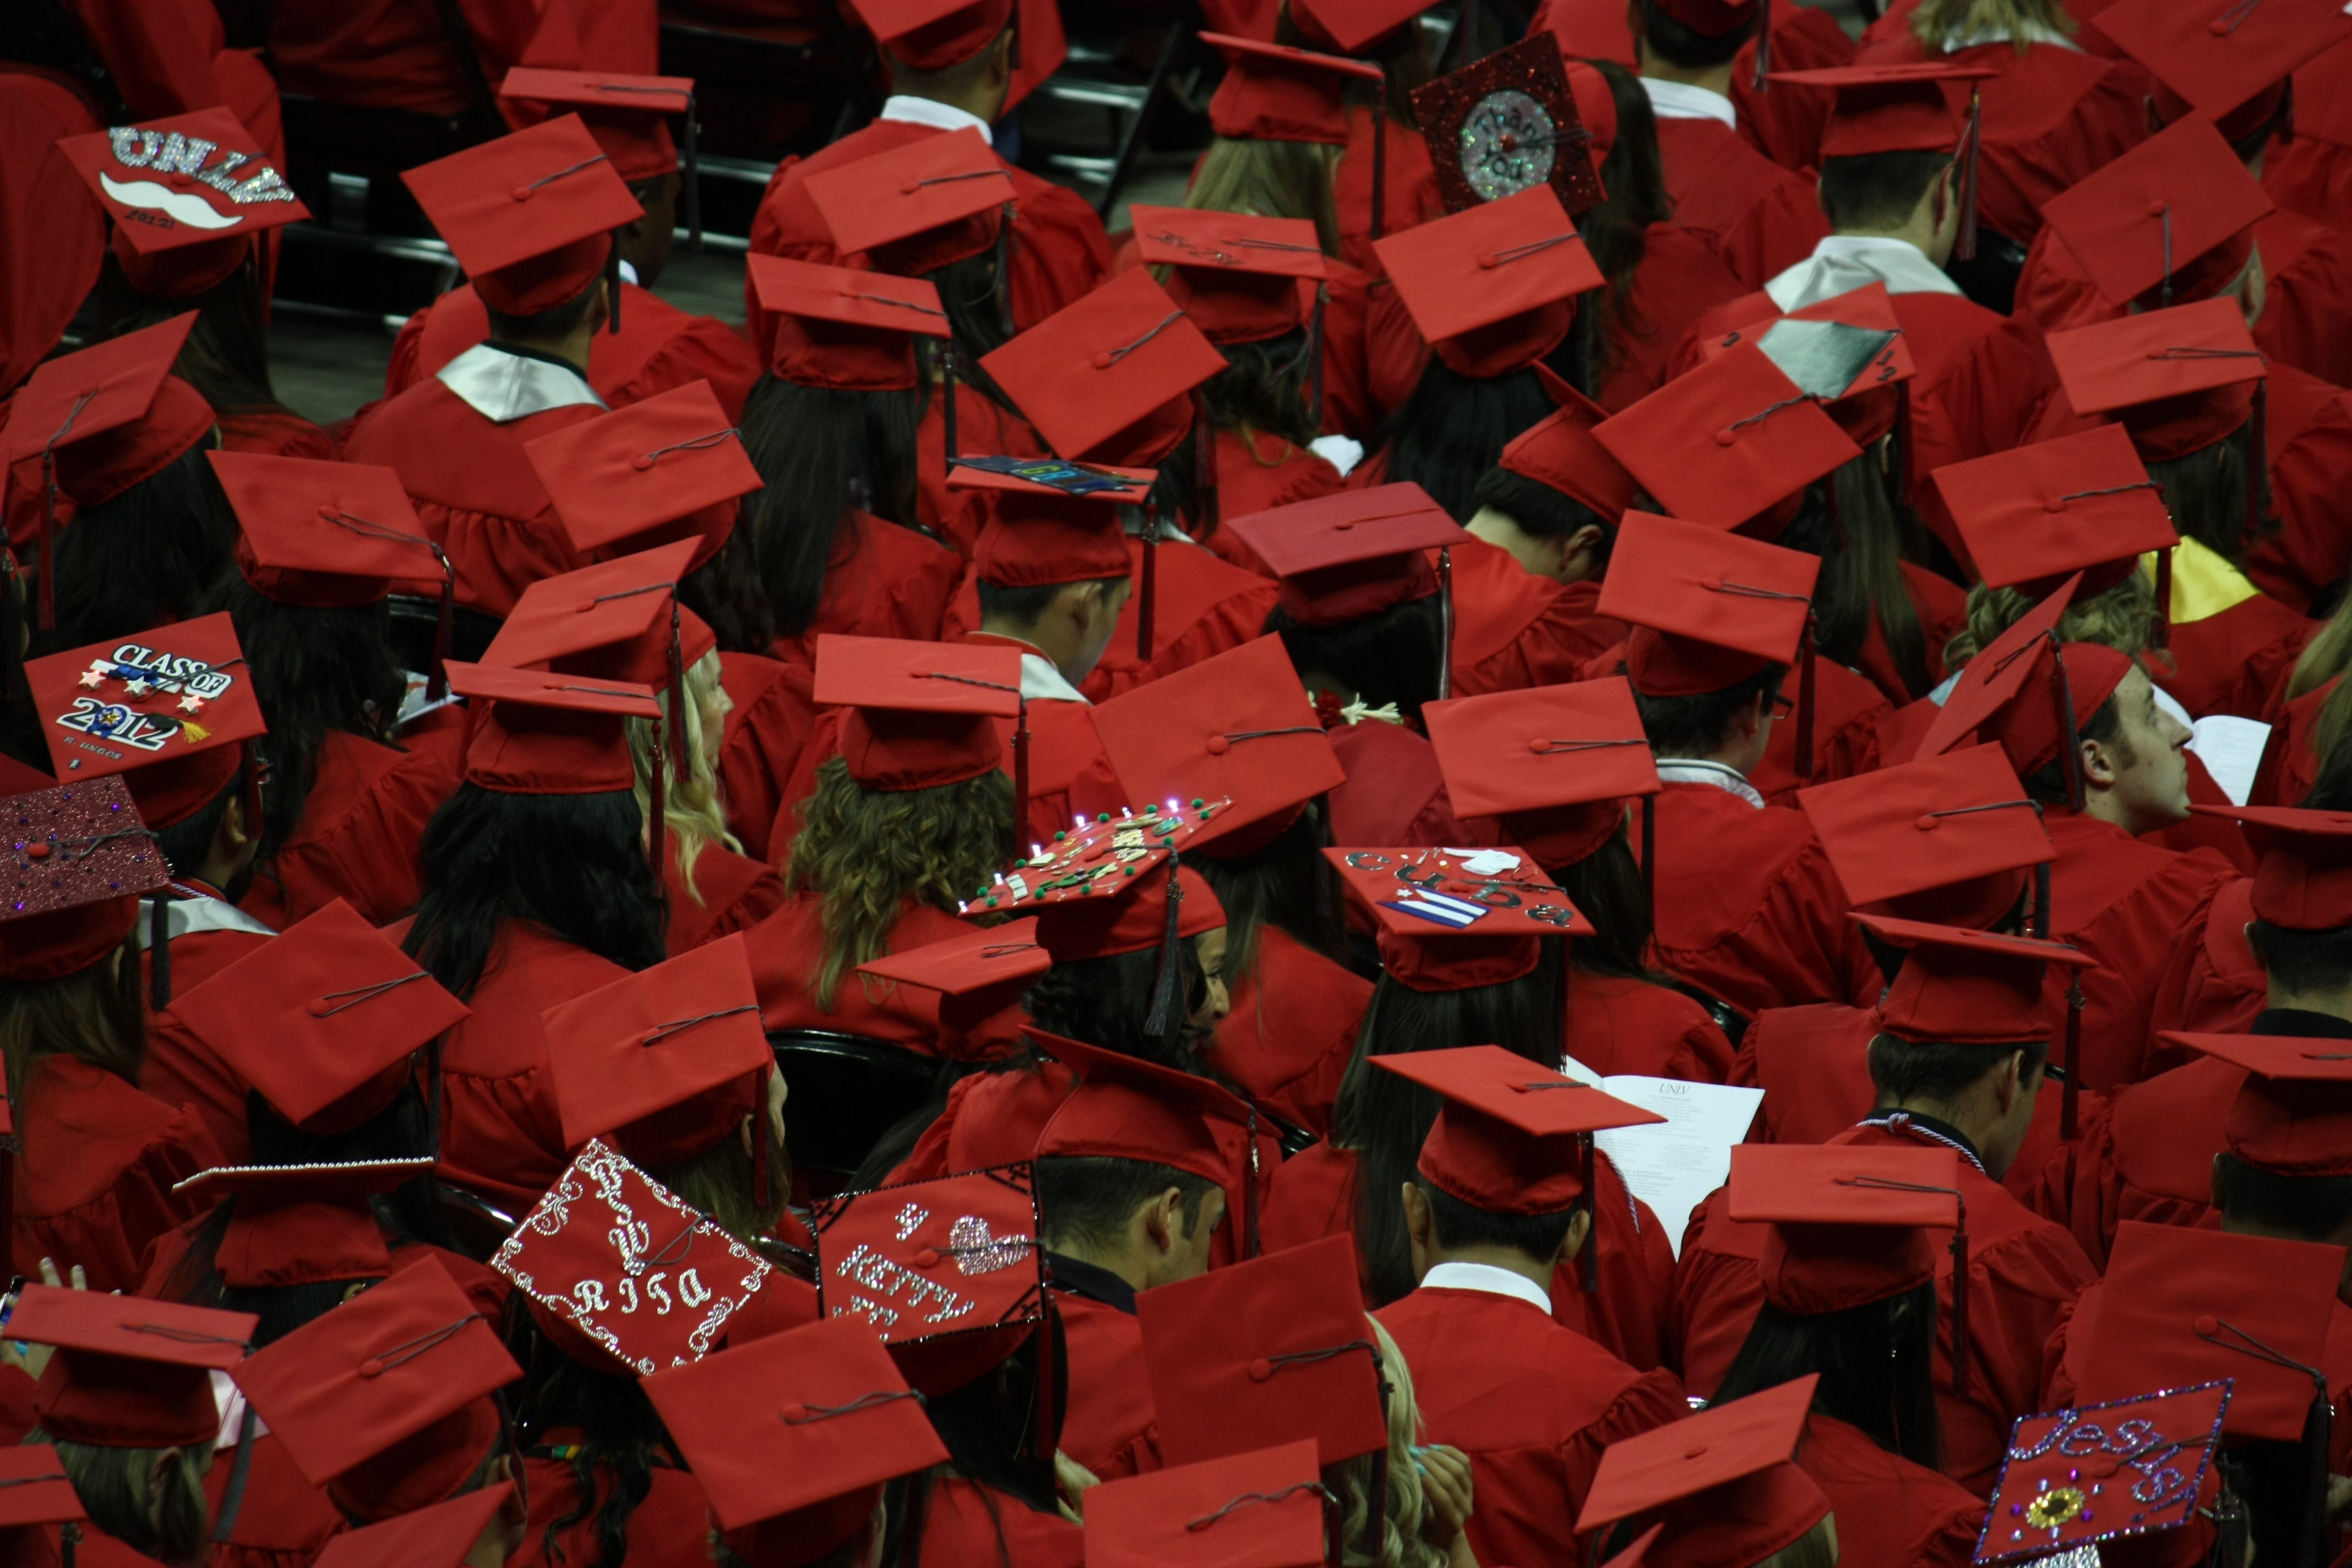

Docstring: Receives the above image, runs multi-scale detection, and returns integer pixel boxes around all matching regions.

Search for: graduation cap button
[1204,735,1230,756]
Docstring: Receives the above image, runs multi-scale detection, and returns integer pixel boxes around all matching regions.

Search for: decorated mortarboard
[172,1157,438,1290]
[1797,744,2054,931]
[1137,1232,1387,1466]
[1201,31,1381,149]
[442,660,661,797]
[747,253,948,394]
[1497,377,1637,522]
[1414,31,1604,220]
[803,128,1012,275]
[966,797,1225,916]
[1084,1441,1329,1568]
[1087,635,1343,858]
[493,1138,773,1374]
[851,0,1014,69]
[169,897,469,1133]
[2183,803,2352,930]
[2039,113,2273,312]
[2045,298,2268,475]
[1131,206,1326,350]
[2164,1031,2352,1179]
[54,108,307,298]
[2097,0,2352,133]
[0,776,167,984]
[1326,843,1595,940]
[644,1314,949,1563]
[524,378,759,560]
[311,1484,518,1568]
[1975,1381,2231,1564]
[1373,1044,1662,1214]
[1728,1144,1963,1336]
[1692,283,1918,459]
[1929,426,2175,601]
[12,1286,254,1449]
[1371,184,1601,379]
[1222,481,1467,631]
[980,269,1226,465]
[400,116,643,317]
[1575,1376,1830,1557]
[0,1445,84,1533]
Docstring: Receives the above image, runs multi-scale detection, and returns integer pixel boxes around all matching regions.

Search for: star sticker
[177,694,205,714]
[78,670,102,689]
[123,679,152,698]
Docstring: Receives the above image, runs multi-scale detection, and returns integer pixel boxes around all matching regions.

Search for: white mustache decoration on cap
[99,173,243,231]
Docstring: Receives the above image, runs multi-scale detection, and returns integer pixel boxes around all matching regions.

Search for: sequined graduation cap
[1975,1381,2232,1563]
[1412,31,1605,219]
[53,107,309,298]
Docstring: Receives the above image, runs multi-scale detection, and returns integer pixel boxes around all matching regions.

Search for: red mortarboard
[747,253,947,392]
[55,109,308,298]
[1374,1044,1662,1213]
[644,1315,948,1562]
[542,933,772,1164]
[1498,379,1637,522]
[2046,298,2268,462]
[1601,510,1819,696]
[1914,575,2121,794]
[235,1256,521,1512]
[981,269,1227,465]
[1645,0,1761,37]
[2098,0,2352,133]
[810,1166,1049,1396]
[23,612,266,830]
[176,1157,435,1289]
[1592,342,1861,534]
[1412,33,1607,217]
[1371,185,1601,378]
[1088,635,1343,857]
[443,660,661,796]
[171,897,469,1133]
[311,1484,518,1568]
[0,1446,84,1533]
[802,128,1011,276]
[1929,426,2174,600]
[1133,205,1326,346]
[401,117,643,316]
[2064,1221,2337,1442]
[1326,843,1594,992]
[1769,62,1993,157]
[485,540,713,688]
[1223,482,1467,627]
[1575,1376,1830,1568]
[524,379,759,560]
[209,450,449,610]
[2170,1032,2352,1178]
[1202,32,1379,146]
[497,67,689,184]
[1727,1144,1960,1316]
[1798,744,2052,929]
[1031,1028,1254,1188]
[1977,1381,2229,1563]
[1288,0,1426,53]
[493,1139,774,1373]
[2039,113,2272,311]
[1689,284,1915,453]
[813,633,1018,792]
[1137,1232,1387,1465]
[852,0,1014,69]
[957,459,1147,587]
[2185,804,2352,930]
[1857,914,2094,1046]
[857,917,1049,1054]
[14,1286,253,1448]
[0,776,165,982]
[1085,1441,1327,1568]
[1424,678,1657,870]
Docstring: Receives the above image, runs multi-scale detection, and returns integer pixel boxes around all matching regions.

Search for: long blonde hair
[628,651,739,905]
[1189,137,1346,259]
[2286,594,2352,772]
[1326,1317,1451,1568]
[1912,0,2074,51]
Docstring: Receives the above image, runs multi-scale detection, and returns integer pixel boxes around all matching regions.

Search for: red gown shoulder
[911,1478,1084,1568]
[140,900,276,1164]
[750,895,1029,1063]
[241,707,469,931]
[509,1460,715,1568]
[12,1055,220,1293]
[1593,222,1752,413]
[216,406,335,460]
[1795,1412,1981,1568]
[665,840,787,957]
[1649,116,1831,292]
[1326,720,1463,848]
[775,515,963,667]
[1569,969,1736,1084]
[1201,927,1372,1140]
[1050,1287,1157,1481]
[1078,537,1282,703]
[1201,427,1345,559]
[715,650,816,865]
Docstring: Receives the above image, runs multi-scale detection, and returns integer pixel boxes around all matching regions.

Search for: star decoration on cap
[177,695,205,714]
[123,678,151,698]
[77,669,102,689]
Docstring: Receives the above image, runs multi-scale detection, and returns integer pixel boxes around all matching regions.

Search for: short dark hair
[1632,664,1784,758]
[1035,1155,1220,1253]
[2214,1152,2352,1240]
[1637,0,1760,67]
[2246,919,2352,998]
[975,574,1126,629]
[2023,691,2124,805]
[1415,1177,1576,1264]
[1866,1034,2047,1104]
[1816,152,1953,232]
[484,269,606,344]
[1468,466,1618,569]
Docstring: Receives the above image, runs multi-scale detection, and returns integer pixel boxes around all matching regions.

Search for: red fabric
[1199,428,1346,570]
[1850,560,1970,704]
[2252,673,2335,809]
[1750,654,1896,805]
[2245,373,2352,616]
[2147,874,2268,1046]
[239,706,470,933]
[1638,780,1881,1021]
[2149,587,2319,725]
[1200,926,1372,1140]
[1318,260,1381,440]
[2027,1054,2236,1270]
[1592,223,1754,414]
[1671,1119,2097,1495]
[910,1478,1083,1568]
[1374,1286,1690,1567]
[1569,968,1736,1084]
[747,119,1112,367]
[748,892,1031,1060]
[10,1055,220,1294]
[914,382,1048,559]
[339,377,603,617]
[2247,211,2352,390]
[1326,719,1464,848]
[1051,1287,1159,1481]
[1447,541,1625,697]
[771,518,963,669]
[388,282,764,424]
[0,69,105,396]
[1075,537,1282,703]
[1649,116,1832,292]
[1795,1411,1982,1568]
[665,839,786,956]
[268,0,538,116]
[200,1431,346,1568]
[140,911,274,1165]
[1332,106,1444,279]
[67,0,236,121]
[1730,1,1859,173]
[715,651,815,865]
[217,407,336,461]
[509,1458,715,1568]
[2262,83,2352,225]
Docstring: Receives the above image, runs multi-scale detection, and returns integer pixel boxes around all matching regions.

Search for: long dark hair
[0,548,36,770]
[31,442,239,658]
[1193,805,1345,982]
[929,251,1020,407]
[1022,942,1210,1074]
[1780,455,1935,700]
[1551,826,1654,979]
[1373,358,1556,524]
[1713,1283,1943,1471]
[897,1325,1065,1568]
[1267,596,1445,726]
[1577,60,1675,393]
[2151,420,2271,565]
[739,373,923,639]
[402,785,668,999]
[0,932,145,1106]
[1331,942,1568,1304]
[678,519,779,656]
[89,251,284,417]
[508,1306,676,1568]
[1153,330,1322,535]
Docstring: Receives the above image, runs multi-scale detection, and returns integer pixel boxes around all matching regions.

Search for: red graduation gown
[1797,1412,1983,1568]
[664,839,787,957]
[747,892,1029,1062]
[1197,427,1345,564]
[1375,1284,1690,1566]
[892,1061,1081,1186]
[2262,41,2352,225]
[202,1431,346,1568]
[2252,673,2334,809]
[10,1055,220,1293]
[386,282,764,423]
[2027,1054,2235,1270]
[139,884,276,1166]
[1568,968,1736,1085]
[217,407,336,461]
[913,383,1048,560]
[1332,106,1445,279]
[1649,115,1832,292]
[509,1459,714,1568]
[1049,1281,1159,1482]
[1447,541,1624,697]
[239,705,470,932]
[1593,224,1754,414]
[1639,778,1880,1020]
[770,515,963,670]
[1750,655,1895,805]
[715,650,815,866]
[1201,925,1371,1140]
[2148,876,2266,1042]
[1326,718,1464,848]
[266,0,533,116]
[2247,373,2352,616]
[911,1478,1083,1568]
[1079,535,1282,703]
[1671,1117,2097,1495]
[1729,2,1859,173]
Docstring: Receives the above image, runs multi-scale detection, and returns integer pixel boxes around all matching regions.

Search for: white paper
[1309,433,1364,476]
[2186,714,2269,808]
[1562,1054,1761,1257]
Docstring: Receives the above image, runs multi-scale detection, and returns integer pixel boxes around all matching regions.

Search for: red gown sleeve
[1202,928,1373,1140]
[12,1060,222,1295]
[606,313,765,425]
[715,652,816,865]
[665,842,788,956]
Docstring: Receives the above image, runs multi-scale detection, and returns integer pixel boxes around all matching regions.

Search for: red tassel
[2031,860,2051,941]
[2248,378,2267,543]
[2052,638,2087,813]
[940,345,959,481]
[427,562,453,703]
[1954,88,1983,264]
[242,741,262,853]
[607,239,622,335]
[1578,1136,1598,1291]
[1794,617,1817,781]
[667,603,690,777]
[1308,285,1328,432]
[1639,794,1656,916]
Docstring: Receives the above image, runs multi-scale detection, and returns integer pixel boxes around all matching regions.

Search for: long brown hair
[1577,61,1674,391]
[782,756,1015,1010]
[2288,591,2352,771]
[1,934,145,1107]
[1188,138,1346,259]
[1943,572,2158,668]
[1911,0,2075,51]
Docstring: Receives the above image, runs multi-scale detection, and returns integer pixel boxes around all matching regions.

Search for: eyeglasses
[1770,694,1795,717]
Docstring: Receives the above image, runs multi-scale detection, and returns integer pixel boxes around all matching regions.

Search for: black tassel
[210,1403,259,1544]
[1141,850,1186,1053]
[148,892,171,1010]
[683,92,703,252]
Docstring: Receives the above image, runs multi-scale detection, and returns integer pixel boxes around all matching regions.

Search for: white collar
[1640,78,1737,130]
[1422,1261,1554,1315]
[139,891,278,948]
[879,95,995,145]
[1943,20,2079,50]
[435,342,605,424]
[1654,760,1766,809]
[1019,650,1088,705]
[1766,235,1963,309]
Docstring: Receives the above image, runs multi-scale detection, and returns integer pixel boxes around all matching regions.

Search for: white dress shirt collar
[1766,234,1963,309]
[1641,77,1737,130]
[435,342,605,423]
[1654,759,1767,809]
[1422,1261,1554,1315]
[879,95,995,144]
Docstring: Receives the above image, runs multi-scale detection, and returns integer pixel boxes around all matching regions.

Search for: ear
[147,1447,183,1499]
[1144,1189,1182,1255]
[2079,734,2120,790]
[1558,1207,1594,1268]
[220,791,251,850]
[1400,1182,1433,1253]
[1995,1050,2026,1114]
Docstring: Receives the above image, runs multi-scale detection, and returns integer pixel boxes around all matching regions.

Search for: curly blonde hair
[1326,1317,1452,1568]
[628,651,739,906]
[1912,0,2074,51]
[1941,571,2158,669]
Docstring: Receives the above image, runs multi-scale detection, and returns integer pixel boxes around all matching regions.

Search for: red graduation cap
[2046,297,2268,467]
[2064,1221,2338,1444]
[209,447,449,598]
[1202,31,1380,147]
[1977,1381,2230,1563]
[493,1138,774,1374]
[1288,0,1425,53]
[1574,1376,1830,1564]
[957,459,1146,588]
[170,897,469,1134]
[852,0,1012,69]
[1088,635,1344,858]
[1727,1142,1962,1320]
[1084,1441,1328,1568]
[498,66,693,199]
[1423,678,1658,873]
[311,1484,518,1568]
[1373,184,1601,379]
[1325,843,1594,992]
[1373,1043,1662,1213]
[1412,32,1607,218]
[2098,0,2352,137]
[2039,112,2273,312]
[524,378,759,560]
[54,108,308,298]
[1136,1232,1388,1466]
[401,116,643,317]
[747,253,948,393]
[802,128,1012,276]
[0,776,165,984]
[855,916,1049,1058]
[174,1157,436,1289]
[2186,804,2352,930]
[12,1286,253,1449]
[443,660,661,796]
[1032,1030,1259,1254]
[1498,378,1637,522]
[484,539,711,689]
[1929,424,2175,603]
[0,1445,84,1534]
[1134,205,1327,350]
[981,268,1227,465]
[1690,284,1917,461]
[1914,573,2126,800]
[1797,744,2054,932]
[1766,63,1991,252]
[2168,1031,2352,1179]
[812,633,1019,821]
[1223,484,1467,677]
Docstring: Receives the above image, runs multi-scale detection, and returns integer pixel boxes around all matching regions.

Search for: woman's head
[1779,455,1936,699]
[649,1067,791,1247]
[1022,927,1232,1072]
[47,1437,214,1567]
[1188,137,1345,258]
[90,248,281,417]
[630,649,741,904]
[1268,596,1445,725]
[1373,359,1557,526]
[1712,1283,1943,1471]
[740,373,922,639]
[0,933,145,1104]
[33,440,239,660]
[1945,569,2158,668]
[1911,0,2074,52]
[2147,420,2267,565]
[1325,1316,1450,1568]
[1193,805,1344,982]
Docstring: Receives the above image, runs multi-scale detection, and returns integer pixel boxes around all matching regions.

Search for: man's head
[619,173,680,287]
[150,774,259,903]
[1034,1155,1225,1291]
[1465,466,1614,585]
[1400,1177,1590,1278]
[1817,154,1963,262]
[483,268,611,364]
[976,573,1132,685]
[1867,1034,2046,1180]
[890,21,1017,124]
[2023,662,2191,834]
[1631,662,1784,775]
[1629,0,1762,72]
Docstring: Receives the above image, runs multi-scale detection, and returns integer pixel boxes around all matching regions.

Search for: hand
[1414,1445,1474,1549]
[1,1260,86,1384]
[1054,1451,1101,1523]
[2328,1473,2352,1517]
